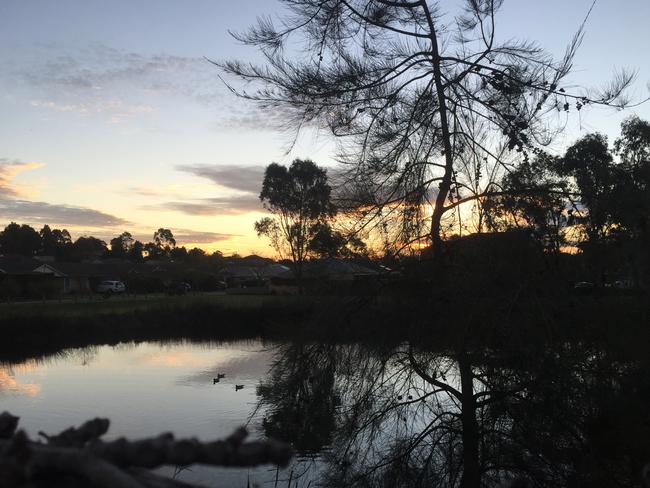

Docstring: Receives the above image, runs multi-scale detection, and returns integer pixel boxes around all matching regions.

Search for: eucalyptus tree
[153,228,176,250]
[109,231,135,258]
[220,0,636,255]
[255,158,335,284]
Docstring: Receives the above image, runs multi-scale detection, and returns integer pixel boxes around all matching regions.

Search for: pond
[0,339,320,487]
[2,337,649,487]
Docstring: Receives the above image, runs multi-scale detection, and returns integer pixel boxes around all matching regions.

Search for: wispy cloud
[175,164,264,194]
[143,195,261,216]
[0,157,129,229]
[6,43,285,130]
[9,44,225,124]
[0,158,43,197]
[126,229,235,245]
[0,199,129,227]
[20,45,215,96]
[30,99,153,123]
[169,229,235,244]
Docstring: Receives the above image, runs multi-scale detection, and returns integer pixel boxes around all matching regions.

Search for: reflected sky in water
[0,340,283,486]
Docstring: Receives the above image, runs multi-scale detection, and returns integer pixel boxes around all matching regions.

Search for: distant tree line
[0,224,225,265]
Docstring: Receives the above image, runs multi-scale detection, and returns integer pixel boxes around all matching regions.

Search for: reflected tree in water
[257,343,339,455]
[259,338,650,487]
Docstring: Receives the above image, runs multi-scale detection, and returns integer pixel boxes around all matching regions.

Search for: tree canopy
[220,0,641,255]
[255,159,335,277]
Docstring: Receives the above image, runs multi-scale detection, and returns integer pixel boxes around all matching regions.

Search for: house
[269,259,385,295]
[219,265,266,294]
[0,255,65,298]
[47,262,119,294]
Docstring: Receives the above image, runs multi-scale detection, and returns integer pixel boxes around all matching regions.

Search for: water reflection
[0,364,41,397]
[2,338,649,487]
[259,341,650,487]
[0,340,277,487]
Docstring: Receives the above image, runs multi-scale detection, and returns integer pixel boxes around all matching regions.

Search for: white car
[97,280,126,294]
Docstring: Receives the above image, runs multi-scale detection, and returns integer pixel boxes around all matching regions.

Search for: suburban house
[269,259,387,295]
[0,255,65,298]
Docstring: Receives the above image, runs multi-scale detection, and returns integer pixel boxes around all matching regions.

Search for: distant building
[269,258,388,295]
[0,255,65,298]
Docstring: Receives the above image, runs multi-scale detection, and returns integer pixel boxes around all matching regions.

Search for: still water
[0,340,312,487]
[2,337,648,487]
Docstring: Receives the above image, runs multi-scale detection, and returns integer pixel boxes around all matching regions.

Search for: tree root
[0,411,292,488]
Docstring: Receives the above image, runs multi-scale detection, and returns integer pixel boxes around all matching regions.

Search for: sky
[1,0,649,255]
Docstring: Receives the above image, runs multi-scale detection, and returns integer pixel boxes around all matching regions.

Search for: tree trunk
[458,354,481,488]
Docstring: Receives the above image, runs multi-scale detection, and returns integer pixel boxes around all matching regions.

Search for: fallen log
[0,411,292,488]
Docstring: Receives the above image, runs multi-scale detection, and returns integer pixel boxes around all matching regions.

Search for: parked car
[573,281,595,290]
[97,280,126,295]
[573,281,595,295]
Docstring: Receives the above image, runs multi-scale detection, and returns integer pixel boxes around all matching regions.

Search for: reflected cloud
[0,367,41,397]
[177,350,273,386]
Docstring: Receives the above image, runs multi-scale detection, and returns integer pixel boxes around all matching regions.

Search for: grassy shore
[2,289,648,364]
[0,293,305,318]
[0,293,313,362]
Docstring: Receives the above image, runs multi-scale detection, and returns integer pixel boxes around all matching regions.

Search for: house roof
[227,255,275,268]
[258,263,291,278]
[219,265,260,278]
[47,262,119,278]
[276,259,380,279]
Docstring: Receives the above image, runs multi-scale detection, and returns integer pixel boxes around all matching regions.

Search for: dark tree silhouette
[255,159,335,284]
[39,225,72,257]
[559,133,618,245]
[308,222,368,258]
[153,228,176,250]
[128,240,144,262]
[612,116,650,286]
[109,232,134,258]
[220,0,640,256]
[71,236,107,261]
[0,223,42,256]
[483,153,570,253]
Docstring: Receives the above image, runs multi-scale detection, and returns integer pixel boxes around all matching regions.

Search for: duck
[213,378,220,384]
[235,384,244,391]
[217,373,225,379]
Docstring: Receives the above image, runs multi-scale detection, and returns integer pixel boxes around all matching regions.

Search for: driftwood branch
[0,411,293,488]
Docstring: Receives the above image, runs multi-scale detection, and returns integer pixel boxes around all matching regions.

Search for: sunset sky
[1,0,649,255]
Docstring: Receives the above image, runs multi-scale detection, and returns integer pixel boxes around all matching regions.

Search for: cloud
[8,43,287,131]
[0,159,43,197]
[143,195,262,216]
[170,229,235,244]
[214,103,295,132]
[15,44,224,108]
[175,164,265,194]
[21,45,208,91]
[30,99,153,123]
[0,199,129,227]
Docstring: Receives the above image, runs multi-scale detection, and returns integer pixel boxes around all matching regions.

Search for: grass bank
[0,293,301,319]
[2,290,648,363]
[0,293,313,362]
